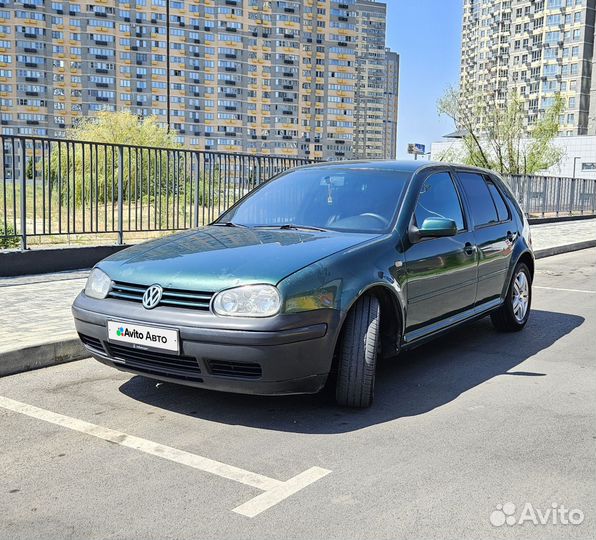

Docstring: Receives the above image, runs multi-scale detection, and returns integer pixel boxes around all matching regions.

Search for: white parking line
[534,285,596,294]
[233,466,331,518]
[0,395,331,517]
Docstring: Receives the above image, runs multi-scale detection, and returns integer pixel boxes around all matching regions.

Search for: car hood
[98,226,378,291]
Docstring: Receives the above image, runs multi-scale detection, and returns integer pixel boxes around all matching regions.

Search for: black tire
[491,262,532,332]
[336,295,380,408]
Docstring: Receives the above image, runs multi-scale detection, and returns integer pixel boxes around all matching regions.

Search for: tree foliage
[67,109,179,149]
[49,110,183,205]
[436,88,565,175]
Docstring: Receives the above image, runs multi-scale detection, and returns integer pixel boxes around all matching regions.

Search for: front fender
[277,235,407,343]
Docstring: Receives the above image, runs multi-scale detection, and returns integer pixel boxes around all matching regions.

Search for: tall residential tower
[0,0,399,159]
[460,0,596,135]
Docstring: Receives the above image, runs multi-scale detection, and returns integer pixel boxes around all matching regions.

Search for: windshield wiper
[212,221,250,229]
[277,224,329,232]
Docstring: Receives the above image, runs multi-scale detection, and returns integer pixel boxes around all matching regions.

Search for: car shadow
[118,309,583,434]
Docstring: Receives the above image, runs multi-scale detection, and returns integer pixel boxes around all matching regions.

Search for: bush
[0,224,19,249]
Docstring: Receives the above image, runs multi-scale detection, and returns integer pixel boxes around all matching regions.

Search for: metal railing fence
[1,135,313,249]
[503,174,596,217]
[2,135,595,250]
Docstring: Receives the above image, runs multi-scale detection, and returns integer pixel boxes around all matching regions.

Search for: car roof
[294,160,497,177]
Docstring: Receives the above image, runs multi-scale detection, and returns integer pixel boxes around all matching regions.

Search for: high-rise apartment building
[0,0,399,160]
[590,19,596,133]
[460,0,596,136]
[383,49,399,158]
[353,0,389,158]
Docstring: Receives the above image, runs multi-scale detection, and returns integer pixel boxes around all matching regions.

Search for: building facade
[0,0,399,160]
[383,49,399,159]
[460,0,596,136]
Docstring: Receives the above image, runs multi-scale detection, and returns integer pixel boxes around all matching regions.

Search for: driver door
[404,171,478,336]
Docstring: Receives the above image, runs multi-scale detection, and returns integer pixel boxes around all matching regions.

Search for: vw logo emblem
[142,284,163,310]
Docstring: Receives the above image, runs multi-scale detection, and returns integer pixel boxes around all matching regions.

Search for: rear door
[404,170,478,334]
[454,171,516,307]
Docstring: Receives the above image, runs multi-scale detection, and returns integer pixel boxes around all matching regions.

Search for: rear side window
[415,172,465,231]
[486,180,510,222]
[457,172,498,227]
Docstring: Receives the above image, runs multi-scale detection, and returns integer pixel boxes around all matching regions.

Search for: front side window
[458,172,499,227]
[218,168,411,233]
[415,172,465,231]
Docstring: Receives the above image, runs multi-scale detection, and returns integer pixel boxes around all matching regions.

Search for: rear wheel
[491,262,532,332]
[336,295,380,408]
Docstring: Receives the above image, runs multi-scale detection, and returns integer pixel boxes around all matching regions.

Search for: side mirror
[418,217,458,238]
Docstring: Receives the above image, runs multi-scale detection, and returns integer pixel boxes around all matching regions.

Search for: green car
[73,161,534,408]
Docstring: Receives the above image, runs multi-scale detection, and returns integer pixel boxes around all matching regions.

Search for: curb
[534,239,596,259]
[1,240,595,378]
[528,215,596,225]
[0,338,87,378]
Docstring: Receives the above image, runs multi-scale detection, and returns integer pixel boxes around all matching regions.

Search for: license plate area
[107,320,180,354]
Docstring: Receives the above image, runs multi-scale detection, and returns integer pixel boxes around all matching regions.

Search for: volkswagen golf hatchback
[73,161,534,408]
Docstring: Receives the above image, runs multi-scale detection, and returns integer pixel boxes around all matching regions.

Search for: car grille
[108,281,214,311]
[107,343,203,382]
[207,359,262,379]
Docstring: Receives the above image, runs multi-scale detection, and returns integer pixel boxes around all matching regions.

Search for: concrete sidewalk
[1,219,595,376]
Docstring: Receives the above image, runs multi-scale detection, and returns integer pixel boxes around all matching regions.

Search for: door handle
[507,231,517,242]
[464,242,476,256]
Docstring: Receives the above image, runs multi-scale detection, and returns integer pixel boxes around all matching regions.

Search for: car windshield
[217,168,412,233]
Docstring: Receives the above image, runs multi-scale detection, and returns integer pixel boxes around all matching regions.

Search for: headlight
[84,268,112,299]
[212,284,281,317]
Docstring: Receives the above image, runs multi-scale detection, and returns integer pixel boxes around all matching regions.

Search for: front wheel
[491,262,532,332]
[336,295,380,408]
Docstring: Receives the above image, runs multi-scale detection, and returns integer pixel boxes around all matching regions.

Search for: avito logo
[115,325,168,344]
[490,502,584,527]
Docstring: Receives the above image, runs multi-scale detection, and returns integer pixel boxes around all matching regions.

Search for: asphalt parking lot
[1,249,595,540]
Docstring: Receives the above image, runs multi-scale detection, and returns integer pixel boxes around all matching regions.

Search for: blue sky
[385,0,464,159]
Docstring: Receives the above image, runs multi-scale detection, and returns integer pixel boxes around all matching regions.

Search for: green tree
[25,157,34,180]
[68,109,179,149]
[46,110,218,229]
[436,88,565,175]
[49,110,181,205]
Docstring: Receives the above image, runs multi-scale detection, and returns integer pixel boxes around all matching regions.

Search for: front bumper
[72,292,341,395]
